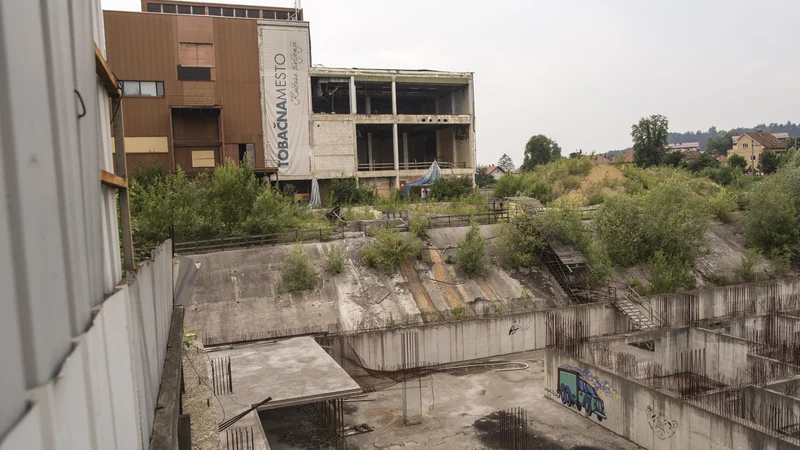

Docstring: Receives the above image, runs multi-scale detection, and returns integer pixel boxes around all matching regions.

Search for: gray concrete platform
[207,337,361,412]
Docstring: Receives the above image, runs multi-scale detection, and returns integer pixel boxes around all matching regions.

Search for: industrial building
[104,1,477,195]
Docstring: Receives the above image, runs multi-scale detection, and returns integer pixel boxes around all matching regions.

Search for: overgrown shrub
[746,164,800,259]
[594,194,647,267]
[408,215,430,240]
[496,213,547,269]
[454,221,489,277]
[647,250,692,294]
[428,177,473,201]
[280,243,317,292]
[769,248,792,277]
[329,177,377,205]
[206,158,260,235]
[493,174,523,198]
[562,176,582,190]
[736,248,762,281]
[325,244,346,274]
[707,190,738,223]
[362,228,422,272]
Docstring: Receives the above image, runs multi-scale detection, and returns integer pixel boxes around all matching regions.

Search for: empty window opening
[146,3,161,12]
[208,6,222,15]
[177,4,191,14]
[355,81,392,115]
[238,143,255,167]
[356,125,394,171]
[395,82,470,115]
[398,124,470,170]
[191,5,205,14]
[312,77,350,114]
[162,4,176,13]
[222,7,234,16]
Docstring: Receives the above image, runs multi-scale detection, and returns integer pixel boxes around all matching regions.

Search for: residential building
[485,165,506,180]
[732,131,790,144]
[104,1,477,196]
[666,142,701,152]
[727,131,787,170]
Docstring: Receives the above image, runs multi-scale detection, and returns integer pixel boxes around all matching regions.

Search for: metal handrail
[356,161,468,171]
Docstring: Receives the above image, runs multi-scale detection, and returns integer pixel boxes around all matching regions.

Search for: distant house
[727,131,787,171]
[485,165,506,180]
[683,150,703,160]
[732,132,789,144]
[592,154,612,165]
[666,142,701,152]
[716,155,728,165]
[622,152,635,164]
[513,167,522,174]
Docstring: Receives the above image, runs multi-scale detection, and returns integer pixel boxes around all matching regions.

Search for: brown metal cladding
[103,10,265,170]
[213,17,264,168]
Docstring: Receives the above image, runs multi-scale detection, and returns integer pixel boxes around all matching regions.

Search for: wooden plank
[100,169,127,189]
[95,44,119,97]
[112,97,135,273]
[149,306,183,450]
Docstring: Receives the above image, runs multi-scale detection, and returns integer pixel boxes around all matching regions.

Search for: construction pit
[182,221,800,450]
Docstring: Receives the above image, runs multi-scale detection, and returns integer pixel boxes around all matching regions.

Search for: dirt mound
[563,164,624,205]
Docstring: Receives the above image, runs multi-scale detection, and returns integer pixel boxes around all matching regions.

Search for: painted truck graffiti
[557,368,607,421]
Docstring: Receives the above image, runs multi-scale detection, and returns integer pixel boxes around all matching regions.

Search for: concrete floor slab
[207,337,361,412]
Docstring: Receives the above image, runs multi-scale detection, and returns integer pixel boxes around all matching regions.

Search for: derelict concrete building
[104,1,477,197]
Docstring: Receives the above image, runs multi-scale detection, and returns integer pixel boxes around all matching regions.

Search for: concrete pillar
[402,332,422,425]
[468,77,477,176]
[403,132,409,170]
[349,76,356,114]
[367,132,373,171]
[391,78,397,115]
[392,123,399,172]
[365,96,371,115]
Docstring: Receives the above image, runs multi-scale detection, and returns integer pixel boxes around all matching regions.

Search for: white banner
[260,25,310,176]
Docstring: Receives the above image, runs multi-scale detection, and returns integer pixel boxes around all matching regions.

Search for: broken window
[355,81,392,115]
[311,77,350,114]
[395,82,470,115]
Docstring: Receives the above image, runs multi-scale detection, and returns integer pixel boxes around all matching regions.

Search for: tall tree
[631,114,669,168]
[497,154,515,172]
[759,150,781,175]
[728,154,747,172]
[475,165,495,188]
[521,135,561,171]
[706,132,734,156]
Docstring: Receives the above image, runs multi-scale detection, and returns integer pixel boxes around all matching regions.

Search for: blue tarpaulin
[403,161,441,194]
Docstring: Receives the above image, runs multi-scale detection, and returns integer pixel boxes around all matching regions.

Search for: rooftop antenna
[293,0,301,20]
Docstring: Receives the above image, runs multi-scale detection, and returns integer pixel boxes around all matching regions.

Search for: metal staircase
[612,287,662,331]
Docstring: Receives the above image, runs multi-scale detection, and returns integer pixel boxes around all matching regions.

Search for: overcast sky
[102,0,800,166]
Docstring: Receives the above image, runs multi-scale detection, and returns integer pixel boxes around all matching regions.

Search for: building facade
[727,131,787,170]
[104,1,477,195]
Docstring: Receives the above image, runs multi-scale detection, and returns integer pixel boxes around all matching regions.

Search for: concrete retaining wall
[545,349,799,450]
[344,303,627,370]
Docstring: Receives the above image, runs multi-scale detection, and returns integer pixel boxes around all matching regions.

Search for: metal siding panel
[52,347,96,450]
[0,404,46,450]
[136,265,161,404]
[0,102,28,438]
[103,289,143,450]
[0,0,73,387]
[70,0,106,309]
[85,314,118,449]
[42,0,95,336]
[127,280,155,446]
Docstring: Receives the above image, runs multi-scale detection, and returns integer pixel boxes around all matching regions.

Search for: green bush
[329,177,377,205]
[707,190,738,223]
[769,248,792,277]
[362,228,423,272]
[594,194,647,267]
[454,221,489,277]
[408,215,430,240]
[281,243,317,292]
[728,154,747,171]
[497,213,547,269]
[736,248,761,281]
[428,177,473,201]
[493,174,523,198]
[562,176,582,190]
[647,250,692,294]
[325,244,347,274]
[746,164,800,258]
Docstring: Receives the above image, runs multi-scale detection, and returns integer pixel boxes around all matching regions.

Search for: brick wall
[312,119,356,174]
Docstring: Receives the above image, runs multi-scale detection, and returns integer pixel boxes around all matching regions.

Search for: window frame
[120,81,165,98]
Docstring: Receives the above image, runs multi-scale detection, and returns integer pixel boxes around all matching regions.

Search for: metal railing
[173,227,343,254]
[357,161,468,171]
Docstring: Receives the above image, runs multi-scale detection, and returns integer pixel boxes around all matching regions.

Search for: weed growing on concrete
[455,221,489,277]
[646,250,692,294]
[362,228,422,273]
[408,214,430,240]
[280,243,317,292]
[449,306,466,321]
[325,244,346,274]
[736,248,762,281]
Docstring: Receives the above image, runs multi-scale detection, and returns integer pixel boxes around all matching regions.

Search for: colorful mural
[559,364,620,401]
[557,367,607,421]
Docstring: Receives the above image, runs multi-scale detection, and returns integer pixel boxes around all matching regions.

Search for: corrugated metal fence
[0,241,175,450]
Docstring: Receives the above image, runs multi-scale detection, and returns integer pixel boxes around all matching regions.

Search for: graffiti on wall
[647,405,678,439]
[556,366,610,421]
[559,364,620,400]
